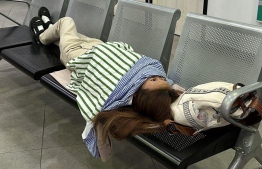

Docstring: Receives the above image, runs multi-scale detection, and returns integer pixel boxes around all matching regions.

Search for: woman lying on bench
[30,7,262,161]
[30,7,185,160]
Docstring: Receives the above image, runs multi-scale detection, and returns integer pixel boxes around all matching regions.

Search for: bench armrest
[221,82,262,132]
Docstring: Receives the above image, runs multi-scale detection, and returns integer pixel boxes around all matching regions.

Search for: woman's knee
[58,17,75,26]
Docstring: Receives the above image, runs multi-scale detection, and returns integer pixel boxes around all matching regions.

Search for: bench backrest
[65,0,117,41]
[168,13,262,89]
[24,0,69,26]
[108,0,181,72]
[153,13,262,152]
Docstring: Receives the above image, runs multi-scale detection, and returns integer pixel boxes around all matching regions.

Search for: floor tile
[2,18,23,27]
[0,14,6,21]
[42,91,86,149]
[106,139,156,169]
[9,3,29,20]
[41,140,156,169]
[41,144,94,169]
[0,2,15,12]
[0,9,12,17]
[13,0,31,9]
[0,60,45,153]
[188,148,261,169]
[0,62,44,102]
[0,20,4,28]
[152,158,171,169]
[0,1,28,27]
[0,150,41,169]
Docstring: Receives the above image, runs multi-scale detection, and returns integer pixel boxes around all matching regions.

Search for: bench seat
[0,25,32,52]
[1,44,65,80]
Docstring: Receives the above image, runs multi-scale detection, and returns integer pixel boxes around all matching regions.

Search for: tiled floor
[0,1,262,169]
[0,0,30,28]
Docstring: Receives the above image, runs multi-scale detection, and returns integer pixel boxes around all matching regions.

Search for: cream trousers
[39,17,103,65]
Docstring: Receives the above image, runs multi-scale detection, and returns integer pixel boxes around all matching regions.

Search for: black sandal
[38,6,53,29]
[29,17,45,44]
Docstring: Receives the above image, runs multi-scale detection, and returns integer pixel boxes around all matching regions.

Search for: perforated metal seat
[0,0,68,52]
[1,0,117,80]
[66,0,116,41]
[108,0,180,72]
[168,14,262,88]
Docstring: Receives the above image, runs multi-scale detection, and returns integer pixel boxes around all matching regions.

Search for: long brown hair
[93,87,179,142]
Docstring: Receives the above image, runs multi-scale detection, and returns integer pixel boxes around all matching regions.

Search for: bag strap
[232,83,260,118]
[163,119,196,136]
[248,97,262,116]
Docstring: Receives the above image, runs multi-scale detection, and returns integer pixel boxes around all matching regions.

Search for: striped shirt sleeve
[66,42,141,121]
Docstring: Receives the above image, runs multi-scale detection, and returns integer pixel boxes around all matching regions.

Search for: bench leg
[228,123,262,169]
[228,149,253,169]
[255,145,262,165]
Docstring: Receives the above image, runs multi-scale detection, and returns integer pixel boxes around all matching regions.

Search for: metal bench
[4,1,260,169]
[0,0,68,52]
[42,12,262,169]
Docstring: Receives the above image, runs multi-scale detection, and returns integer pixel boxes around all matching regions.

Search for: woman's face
[141,76,171,90]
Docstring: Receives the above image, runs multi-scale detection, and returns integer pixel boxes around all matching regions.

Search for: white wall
[207,0,262,26]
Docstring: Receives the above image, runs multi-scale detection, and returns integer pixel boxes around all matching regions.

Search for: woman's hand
[172,84,185,95]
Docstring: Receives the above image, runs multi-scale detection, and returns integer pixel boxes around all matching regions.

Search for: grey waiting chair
[1,0,117,80]
[108,0,180,72]
[166,13,262,169]
[0,0,68,52]
[23,0,68,26]
[40,9,261,169]
[66,0,117,42]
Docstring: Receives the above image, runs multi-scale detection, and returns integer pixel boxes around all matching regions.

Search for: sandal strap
[32,22,44,33]
[33,30,44,45]
[38,7,51,18]
[38,7,53,29]
[34,29,44,36]
[40,10,51,18]
[30,17,45,44]
[43,20,53,29]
